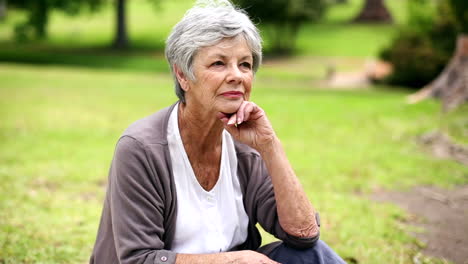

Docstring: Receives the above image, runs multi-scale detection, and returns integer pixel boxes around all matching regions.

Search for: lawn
[1,0,467,263]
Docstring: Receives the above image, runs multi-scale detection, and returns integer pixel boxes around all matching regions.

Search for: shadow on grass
[0,41,170,73]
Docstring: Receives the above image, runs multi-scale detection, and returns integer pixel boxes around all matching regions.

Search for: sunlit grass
[440,104,468,145]
[293,0,407,57]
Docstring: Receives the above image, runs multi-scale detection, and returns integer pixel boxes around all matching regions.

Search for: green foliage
[10,0,103,40]
[233,0,327,54]
[380,31,450,88]
[380,0,458,88]
[406,0,436,33]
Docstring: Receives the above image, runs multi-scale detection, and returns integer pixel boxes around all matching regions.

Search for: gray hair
[165,0,263,102]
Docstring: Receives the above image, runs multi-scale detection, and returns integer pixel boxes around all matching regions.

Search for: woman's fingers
[236,101,248,125]
[236,101,258,124]
[242,102,256,122]
[216,112,229,123]
[227,113,237,125]
[221,101,275,151]
[223,101,265,134]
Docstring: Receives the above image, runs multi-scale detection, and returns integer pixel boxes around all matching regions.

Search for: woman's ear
[174,65,190,92]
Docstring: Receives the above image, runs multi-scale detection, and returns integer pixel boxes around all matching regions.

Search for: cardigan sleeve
[243,152,320,249]
[109,136,177,264]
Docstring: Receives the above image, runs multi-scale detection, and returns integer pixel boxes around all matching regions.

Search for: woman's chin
[219,100,243,115]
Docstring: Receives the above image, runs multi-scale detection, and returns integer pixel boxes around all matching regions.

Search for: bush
[380,31,449,88]
[449,0,468,34]
[379,0,458,88]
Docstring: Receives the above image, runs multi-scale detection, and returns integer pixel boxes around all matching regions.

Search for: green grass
[439,104,468,146]
[1,62,466,263]
[294,23,396,57]
[293,0,407,57]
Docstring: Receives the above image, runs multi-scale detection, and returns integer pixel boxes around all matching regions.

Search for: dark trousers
[259,240,347,264]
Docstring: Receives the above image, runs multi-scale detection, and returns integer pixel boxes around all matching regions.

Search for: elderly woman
[90,1,345,264]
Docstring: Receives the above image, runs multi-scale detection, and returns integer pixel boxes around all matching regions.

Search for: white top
[167,104,249,254]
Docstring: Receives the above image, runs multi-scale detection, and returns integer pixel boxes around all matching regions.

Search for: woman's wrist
[256,136,281,156]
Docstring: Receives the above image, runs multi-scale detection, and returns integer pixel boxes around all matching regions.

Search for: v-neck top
[166,103,249,254]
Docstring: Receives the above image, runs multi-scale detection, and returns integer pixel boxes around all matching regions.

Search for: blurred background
[0,0,467,263]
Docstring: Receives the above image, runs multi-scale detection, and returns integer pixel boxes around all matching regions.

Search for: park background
[0,0,467,263]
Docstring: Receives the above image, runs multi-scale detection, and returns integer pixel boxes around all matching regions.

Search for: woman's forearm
[222,101,318,237]
[257,137,319,238]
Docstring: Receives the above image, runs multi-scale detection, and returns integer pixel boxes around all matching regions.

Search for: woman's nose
[226,64,242,84]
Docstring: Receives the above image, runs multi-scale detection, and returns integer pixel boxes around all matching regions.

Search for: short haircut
[165,0,263,102]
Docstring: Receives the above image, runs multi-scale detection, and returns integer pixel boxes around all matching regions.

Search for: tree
[408,0,468,110]
[353,0,392,23]
[9,0,102,40]
[233,0,327,54]
[113,0,129,49]
[111,0,162,50]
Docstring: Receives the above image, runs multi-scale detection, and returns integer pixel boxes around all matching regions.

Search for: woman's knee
[267,240,346,264]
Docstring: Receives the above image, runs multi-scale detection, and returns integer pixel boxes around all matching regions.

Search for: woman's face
[184,36,254,115]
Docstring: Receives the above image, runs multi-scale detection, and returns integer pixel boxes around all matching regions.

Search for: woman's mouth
[220,91,244,98]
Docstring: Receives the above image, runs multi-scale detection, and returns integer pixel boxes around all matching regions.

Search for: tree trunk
[113,0,129,49]
[0,0,7,21]
[408,34,468,111]
[30,0,48,39]
[353,0,393,23]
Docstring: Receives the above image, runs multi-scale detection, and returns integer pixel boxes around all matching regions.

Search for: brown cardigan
[90,103,319,264]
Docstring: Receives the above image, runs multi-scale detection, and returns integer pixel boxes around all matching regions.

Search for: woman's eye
[211,61,224,66]
[240,62,252,69]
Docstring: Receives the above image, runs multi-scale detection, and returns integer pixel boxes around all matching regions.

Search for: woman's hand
[176,250,281,264]
[218,101,277,151]
[226,250,281,264]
